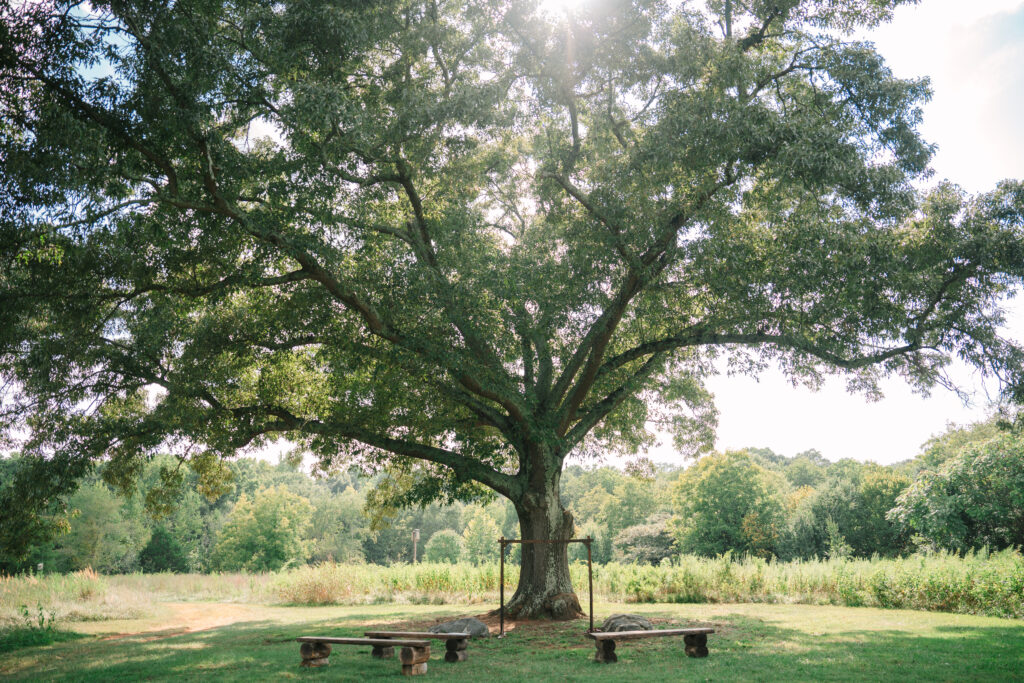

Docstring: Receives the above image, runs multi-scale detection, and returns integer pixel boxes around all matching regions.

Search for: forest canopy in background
[2,416,1019,574]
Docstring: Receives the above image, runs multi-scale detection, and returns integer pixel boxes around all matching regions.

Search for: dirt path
[94,602,515,641]
[100,602,267,640]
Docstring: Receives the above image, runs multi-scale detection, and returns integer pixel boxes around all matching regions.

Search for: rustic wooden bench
[364,631,472,662]
[585,627,714,663]
[296,636,431,675]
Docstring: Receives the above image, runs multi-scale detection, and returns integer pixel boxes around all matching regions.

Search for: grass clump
[0,604,87,654]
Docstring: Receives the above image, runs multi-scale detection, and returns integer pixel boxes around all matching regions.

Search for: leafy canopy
[211,485,313,571]
[424,528,463,563]
[1,0,1023,558]
[672,449,785,557]
[889,431,1024,552]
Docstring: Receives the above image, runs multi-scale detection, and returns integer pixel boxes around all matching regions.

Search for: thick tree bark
[502,452,583,620]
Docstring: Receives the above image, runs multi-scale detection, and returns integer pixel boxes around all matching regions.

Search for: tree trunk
[503,475,583,620]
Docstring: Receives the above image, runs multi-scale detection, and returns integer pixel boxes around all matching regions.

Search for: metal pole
[499,537,505,637]
[587,537,594,633]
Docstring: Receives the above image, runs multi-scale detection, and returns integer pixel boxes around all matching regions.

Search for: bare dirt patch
[100,603,263,641]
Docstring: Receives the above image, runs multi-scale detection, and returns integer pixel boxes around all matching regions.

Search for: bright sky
[687,0,1024,466]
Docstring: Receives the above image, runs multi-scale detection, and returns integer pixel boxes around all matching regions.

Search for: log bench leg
[400,645,430,676]
[684,633,709,658]
[299,642,331,667]
[594,639,617,663]
[444,638,468,663]
[372,644,395,659]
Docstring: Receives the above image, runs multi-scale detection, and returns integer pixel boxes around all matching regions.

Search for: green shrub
[424,530,462,564]
[0,604,85,654]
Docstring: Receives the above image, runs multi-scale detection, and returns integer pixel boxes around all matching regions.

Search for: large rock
[600,614,654,632]
[429,617,490,638]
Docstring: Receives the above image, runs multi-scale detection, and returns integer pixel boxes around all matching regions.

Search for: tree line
[2,416,1021,574]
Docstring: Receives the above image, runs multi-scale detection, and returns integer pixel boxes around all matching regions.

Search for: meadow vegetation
[4,548,1022,629]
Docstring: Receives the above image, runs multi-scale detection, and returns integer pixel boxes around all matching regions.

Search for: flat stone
[401,662,428,676]
[428,617,490,638]
[299,657,329,667]
[601,613,654,632]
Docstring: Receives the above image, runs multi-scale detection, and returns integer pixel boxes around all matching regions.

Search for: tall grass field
[3,549,1022,626]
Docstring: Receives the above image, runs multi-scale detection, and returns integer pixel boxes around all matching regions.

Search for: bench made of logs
[585,627,714,663]
[364,631,472,662]
[296,636,431,676]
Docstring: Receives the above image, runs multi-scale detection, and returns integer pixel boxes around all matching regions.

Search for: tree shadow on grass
[1,616,407,682]
[0,627,87,655]
[655,613,1024,683]
[1,611,1022,682]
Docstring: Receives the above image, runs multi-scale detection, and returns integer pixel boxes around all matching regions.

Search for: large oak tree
[2,0,1023,616]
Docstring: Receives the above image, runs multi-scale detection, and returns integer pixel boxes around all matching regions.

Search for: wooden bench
[585,627,714,663]
[296,636,431,675]
[364,631,472,662]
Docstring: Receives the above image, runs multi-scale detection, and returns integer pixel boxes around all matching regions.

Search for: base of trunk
[499,589,583,621]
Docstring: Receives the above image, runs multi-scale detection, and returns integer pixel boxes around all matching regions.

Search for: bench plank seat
[585,627,714,663]
[364,631,472,663]
[587,627,713,642]
[364,631,470,640]
[297,636,429,647]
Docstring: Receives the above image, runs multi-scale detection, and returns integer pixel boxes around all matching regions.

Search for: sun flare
[537,0,589,18]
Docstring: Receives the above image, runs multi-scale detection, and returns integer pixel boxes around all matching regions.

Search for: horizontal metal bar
[499,538,592,545]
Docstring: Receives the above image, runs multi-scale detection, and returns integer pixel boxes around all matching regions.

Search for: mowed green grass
[1,601,1022,682]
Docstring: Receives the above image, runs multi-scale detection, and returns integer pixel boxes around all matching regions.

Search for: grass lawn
[1,601,1021,681]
